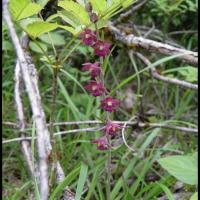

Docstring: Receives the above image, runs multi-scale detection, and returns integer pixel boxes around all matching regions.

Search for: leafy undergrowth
[2,0,197,199]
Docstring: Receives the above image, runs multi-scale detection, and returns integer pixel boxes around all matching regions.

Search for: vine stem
[95,23,111,200]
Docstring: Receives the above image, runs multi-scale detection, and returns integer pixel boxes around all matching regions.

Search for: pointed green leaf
[89,0,107,15]
[75,162,88,200]
[9,0,42,21]
[58,0,90,25]
[39,32,65,46]
[25,21,58,38]
[158,154,197,185]
[58,25,76,35]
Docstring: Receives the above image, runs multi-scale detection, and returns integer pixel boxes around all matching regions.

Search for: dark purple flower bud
[92,136,109,150]
[85,2,92,12]
[79,28,97,46]
[92,40,111,57]
[81,62,101,78]
[90,12,98,23]
[101,97,119,112]
[104,121,122,136]
[84,80,106,97]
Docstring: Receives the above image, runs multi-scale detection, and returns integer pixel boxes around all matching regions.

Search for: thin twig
[113,0,147,25]
[108,22,198,65]
[3,120,197,132]
[2,123,197,144]
[134,52,198,90]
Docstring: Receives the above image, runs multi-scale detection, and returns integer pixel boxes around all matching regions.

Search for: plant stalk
[49,66,59,189]
[95,23,111,200]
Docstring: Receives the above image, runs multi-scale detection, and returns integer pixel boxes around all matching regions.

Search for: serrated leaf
[9,0,42,21]
[25,21,58,38]
[158,155,197,185]
[58,0,90,25]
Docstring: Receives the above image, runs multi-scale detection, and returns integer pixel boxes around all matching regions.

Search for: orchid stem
[95,23,111,200]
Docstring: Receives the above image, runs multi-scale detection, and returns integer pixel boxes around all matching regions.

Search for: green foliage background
[3,0,197,199]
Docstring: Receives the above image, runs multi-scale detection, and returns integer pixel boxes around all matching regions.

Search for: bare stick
[14,59,35,177]
[3,120,197,133]
[22,38,75,199]
[134,52,198,90]
[108,22,198,65]
[2,122,197,144]
[3,1,49,198]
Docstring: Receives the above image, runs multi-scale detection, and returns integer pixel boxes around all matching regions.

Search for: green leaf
[36,0,50,7]
[89,0,107,15]
[58,25,76,35]
[25,21,58,38]
[29,41,47,54]
[157,183,175,200]
[3,41,13,51]
[49,166,81,200]
[75,162,88,200]
[39,32,65,46]
[9,0,42,21]
[122,0,135,8]
[158,154,197,185]
[58,0,90,25]
[57,11,82,27]
[190,192,198,200]
[178,66,198,82]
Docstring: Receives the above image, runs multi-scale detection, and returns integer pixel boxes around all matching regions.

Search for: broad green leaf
[58,0,90,25]
[36,0,50,7]
[58,25,77,35]
[29,41,47,54]
[89,0,107,15]
[122,0,135,8]
[75,162,88,200]
[19,17,42,29]
[39,32,65,46]
[9,0,42,21]
[190,192,198,200]
[57,11,82,27]
[25,21,58,38]
[158,154,197,185]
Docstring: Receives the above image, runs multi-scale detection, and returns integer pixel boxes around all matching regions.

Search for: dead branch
[14,58,35,177]
[134,52,198,90]
[108,22,198,65]
[2,121,197,144]
[3,1,50,198]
